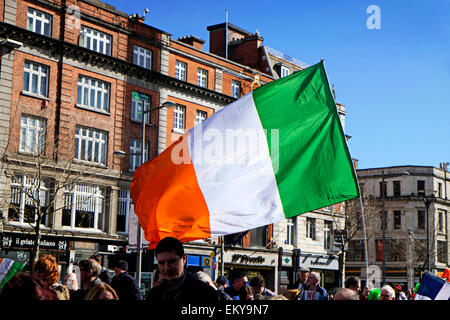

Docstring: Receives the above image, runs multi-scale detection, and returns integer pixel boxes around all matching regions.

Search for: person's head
[298,267,310,283]
[155,237,186,283]
[249,275,266,295]
[33,254,59,286]
[78,259,101,284]
[344,276,361,293]
[334,288,359,300]
[84,283,119,300]
[229,271,248,291]
[114,260,128,277]
[192,271,217,290]
[394,284,402,293]
[216,275,228,288]
[0,272,56,300]
[307,272,320,288]
[90,254,103,266]
[380,285,395,300]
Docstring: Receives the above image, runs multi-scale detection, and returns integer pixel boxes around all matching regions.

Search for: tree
[0,110,107,268]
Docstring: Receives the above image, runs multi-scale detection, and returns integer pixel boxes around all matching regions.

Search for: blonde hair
[84,283,119,300]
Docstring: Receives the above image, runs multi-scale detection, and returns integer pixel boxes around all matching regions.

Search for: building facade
[346,165,450,289]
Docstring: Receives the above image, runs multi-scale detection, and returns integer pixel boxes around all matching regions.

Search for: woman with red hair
[33,254,70,300]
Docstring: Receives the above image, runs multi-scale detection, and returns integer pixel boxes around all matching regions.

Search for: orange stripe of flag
[131,135,211,249]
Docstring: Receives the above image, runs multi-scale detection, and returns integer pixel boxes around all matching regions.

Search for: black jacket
[98,268,111,285]
[111,271,143,301]
[145,271,219,303]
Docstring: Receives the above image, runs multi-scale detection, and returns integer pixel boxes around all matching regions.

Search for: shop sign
[300,254,339,270]
[282,256,292,267]
[1,233,68,251]
[231,254,265,264]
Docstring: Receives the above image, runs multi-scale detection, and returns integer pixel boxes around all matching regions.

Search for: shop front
[299,253,340,291]
[222,249,278,293]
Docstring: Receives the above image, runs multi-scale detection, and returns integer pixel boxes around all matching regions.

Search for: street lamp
[381,170,410,286]
[423,192,435,273]
[114,100,176,288]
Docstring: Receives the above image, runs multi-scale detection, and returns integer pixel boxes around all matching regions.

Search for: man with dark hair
[344,276,361,294]
[250,275,275,299]
[90,254,111,284]
[145,237,219,303]
[111,260,143,300]
[224,270,249,300]
[70,259,102,300]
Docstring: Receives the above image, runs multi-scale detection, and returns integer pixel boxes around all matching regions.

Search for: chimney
[177,35,205,51]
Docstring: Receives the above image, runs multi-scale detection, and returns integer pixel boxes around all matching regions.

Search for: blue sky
[111,0,449,169]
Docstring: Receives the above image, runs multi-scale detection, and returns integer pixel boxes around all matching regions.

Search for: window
[129,138,149,172]
[438,211,446,233]
[80,26,111,55]
[286,218,296,245]
[175,61,187,81]
[348,240,365,262]
[195,110,207,125]
[250,225,267,247]
[62,183,105,230]
[377,239,406,262]
[393,181,401,197]
[232,80,241,98]
[379,181,387,198]
[173,105,185,133]
[133,45,152,70]
[23,61,49,97]
[280,66,290,78]
[117,190,131,233]
[306,218,316,240]
[74,126,108,165]
[131,91,150,124]
[8,175,50,224]
[437,241,448,263]
[417,180,425,196]
[418,210,425,229]
[77,76,110,112]
[19,115,46,154]
[394,210,401,229]
[438,183,443,198]
[27,8,52,37]
[324,221,333,250]
[197,68,208,88]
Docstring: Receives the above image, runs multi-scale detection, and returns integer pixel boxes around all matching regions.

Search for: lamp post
[114,100,176,288]
[423,193,435,273]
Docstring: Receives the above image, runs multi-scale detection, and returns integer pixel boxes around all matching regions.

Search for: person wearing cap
[145,237,219,303]
[215,275,232,300]
[393,283,407,300]
[290,266,310,297]
[110,260,143,300]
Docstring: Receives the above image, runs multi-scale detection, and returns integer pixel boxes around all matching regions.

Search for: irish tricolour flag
[131,61,360,248]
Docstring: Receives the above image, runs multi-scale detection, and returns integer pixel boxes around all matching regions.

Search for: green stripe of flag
[252,61,359,218]
[0,261,24,289]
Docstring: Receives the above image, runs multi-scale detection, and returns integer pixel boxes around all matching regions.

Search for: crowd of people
[0,237,419,301]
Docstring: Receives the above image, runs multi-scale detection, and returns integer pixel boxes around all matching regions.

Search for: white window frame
[117,190,131,233]
[80,26,111,55]
[232,80,241,98]
[306,217,316,240]
[19,114,46,155]
[77,76,110,112]
[23,61,49,97]
[197,68,208,88]
[175,61,187,81]
[131,92,150,124]
[27,8,52,37]
[9,175,49,225]
[74,126,108,165]
[324,221,333,250]
[280,66,290,78]
[286,218,296,245]
[173,105,185,134]
[129,138,149,172]
[195,110,207,126]
[133,45,152,70]
[62,183,105,230]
